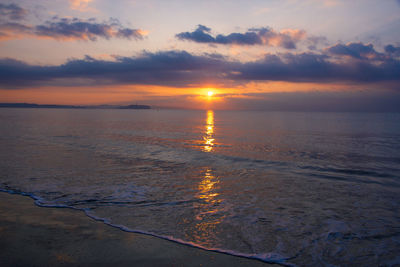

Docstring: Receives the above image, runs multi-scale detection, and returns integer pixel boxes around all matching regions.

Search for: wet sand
[0,192,273,267]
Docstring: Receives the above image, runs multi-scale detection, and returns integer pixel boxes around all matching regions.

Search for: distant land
[0,103,151,110]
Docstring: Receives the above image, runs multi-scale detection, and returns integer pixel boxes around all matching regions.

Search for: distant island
[0,103,151,110]
[118,104,151,110]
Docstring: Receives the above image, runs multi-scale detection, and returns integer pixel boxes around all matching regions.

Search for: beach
[0,192,272,267]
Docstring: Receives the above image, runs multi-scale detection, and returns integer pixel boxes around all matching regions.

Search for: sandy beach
[0,192,272,267]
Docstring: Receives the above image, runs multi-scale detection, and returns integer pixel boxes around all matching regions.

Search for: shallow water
[1,108,400,266]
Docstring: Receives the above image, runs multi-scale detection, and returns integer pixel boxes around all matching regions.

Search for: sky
[0,0,400,111]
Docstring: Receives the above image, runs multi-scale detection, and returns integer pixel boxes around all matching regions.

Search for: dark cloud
[0,22,32,33]
[0,4,145,42]
[176,24,215,43]
[0,3,27,20]
[230,52,400,83]
[176,25,306,49]
[0,51,230,88]
[34,17,144,41]
[0,45,399,89]
[385,44,400,56]
[326,42,384,60]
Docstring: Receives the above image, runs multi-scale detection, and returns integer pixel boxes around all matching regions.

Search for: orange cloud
[0,22,32,41]
[69,0,96,12]
[261,29,306,48]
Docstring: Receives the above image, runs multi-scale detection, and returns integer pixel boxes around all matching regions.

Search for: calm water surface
[1,108,400,266]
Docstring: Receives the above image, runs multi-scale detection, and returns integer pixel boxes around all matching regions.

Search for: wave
[0,188,298,267]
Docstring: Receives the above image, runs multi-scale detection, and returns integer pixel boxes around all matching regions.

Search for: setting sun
[207,91,214,97]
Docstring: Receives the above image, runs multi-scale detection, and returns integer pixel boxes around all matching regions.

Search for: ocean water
[1,108,400,266]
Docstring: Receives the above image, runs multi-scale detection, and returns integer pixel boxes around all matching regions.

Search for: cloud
[0,44,399,89]
[0,3,27,20]
[230,52,400,83]
[176,25,215,43]
[385,44,400,56]
[0,51,231,88]
[307,35,328,50]
[0,22,32,41]
[35,17,144,41]
[176,25,306,49]
[69,0,94,12]
[326,42,384,60]
[0,17,145,41]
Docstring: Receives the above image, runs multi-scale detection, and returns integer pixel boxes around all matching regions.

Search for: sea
[1,108,399,266]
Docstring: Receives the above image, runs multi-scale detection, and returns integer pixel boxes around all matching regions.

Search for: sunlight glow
[192,167,223,244]
[207,91,214,97]
[203,110,214,152]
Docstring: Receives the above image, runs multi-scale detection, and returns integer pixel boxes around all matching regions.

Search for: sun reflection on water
[192,167,223,244]
[189,110,225,245]
[203,110,215,152]
[197,168,220,209]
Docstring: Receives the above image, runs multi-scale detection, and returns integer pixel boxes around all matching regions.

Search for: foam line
[0,188,298,267]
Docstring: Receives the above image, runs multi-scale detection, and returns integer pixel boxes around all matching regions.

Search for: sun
[207,91,214,97]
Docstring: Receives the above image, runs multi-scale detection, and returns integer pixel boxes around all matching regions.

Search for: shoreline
[0,192,275,267]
